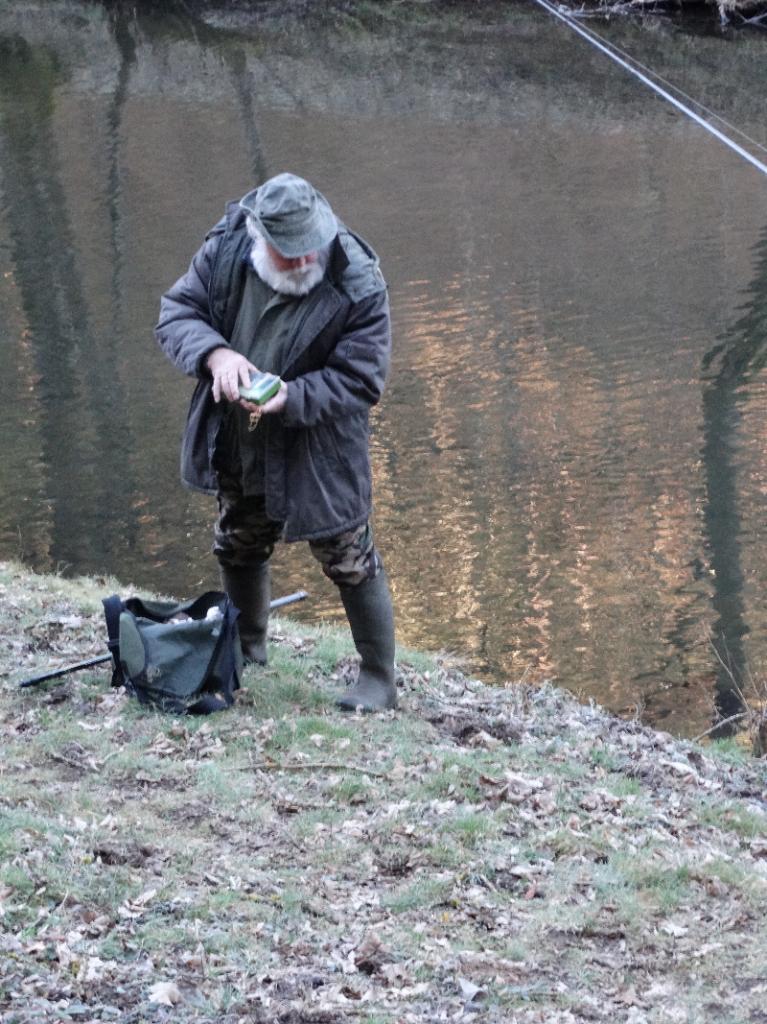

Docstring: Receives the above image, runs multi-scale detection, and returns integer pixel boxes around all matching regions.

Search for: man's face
[247,220,329,296]
[268,244,320,273]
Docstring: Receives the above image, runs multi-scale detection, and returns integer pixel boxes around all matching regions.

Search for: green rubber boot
[337,570,397,712]
[221,563,271,665]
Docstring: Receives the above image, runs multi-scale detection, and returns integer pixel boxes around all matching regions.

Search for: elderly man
[156,173,396,712]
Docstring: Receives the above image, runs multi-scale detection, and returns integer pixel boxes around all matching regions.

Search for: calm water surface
[1,1,766,737]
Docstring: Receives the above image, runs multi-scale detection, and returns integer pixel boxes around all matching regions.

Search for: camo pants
[212,478,380,587]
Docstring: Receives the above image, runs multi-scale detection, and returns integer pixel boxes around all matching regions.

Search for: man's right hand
[206,347,258,404]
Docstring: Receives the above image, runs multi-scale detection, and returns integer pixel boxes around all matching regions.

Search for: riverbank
[1,561,766,1023]
[562,0,767,22]
[191,0,767,23]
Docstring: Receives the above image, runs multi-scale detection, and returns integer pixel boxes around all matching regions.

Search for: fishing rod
[530,0,767,179]
[18,590,309,689]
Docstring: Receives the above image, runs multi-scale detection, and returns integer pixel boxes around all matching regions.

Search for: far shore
[560,0,766,18]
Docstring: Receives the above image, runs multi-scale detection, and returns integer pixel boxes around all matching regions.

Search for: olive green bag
[103,592,242,715]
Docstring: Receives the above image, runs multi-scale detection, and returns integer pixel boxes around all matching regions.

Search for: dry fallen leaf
[660,921,688,938]
[466,729,501,750]
[458,976,483,1002]
[354,931,389,974]
[149,980,182,1006]
[750,838,767,859]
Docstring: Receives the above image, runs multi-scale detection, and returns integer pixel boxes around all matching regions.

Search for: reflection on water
[701,232,767,730]
[1,1,767,738]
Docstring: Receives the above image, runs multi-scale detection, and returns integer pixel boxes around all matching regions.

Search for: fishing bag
[103,592,242,715]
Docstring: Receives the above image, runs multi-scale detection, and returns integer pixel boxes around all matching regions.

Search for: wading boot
[337,570,397,713]
[221,562,271,665]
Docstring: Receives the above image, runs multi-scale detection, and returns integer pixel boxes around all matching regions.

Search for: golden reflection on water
[376,225,765,738]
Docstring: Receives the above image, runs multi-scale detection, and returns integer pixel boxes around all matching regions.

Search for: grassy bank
[1,561,766,1023]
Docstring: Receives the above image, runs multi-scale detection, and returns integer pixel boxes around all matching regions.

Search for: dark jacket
[155,202,391,542]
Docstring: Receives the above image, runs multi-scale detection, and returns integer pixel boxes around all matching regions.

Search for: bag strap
[186,599,240,715]
[102,594,126,688]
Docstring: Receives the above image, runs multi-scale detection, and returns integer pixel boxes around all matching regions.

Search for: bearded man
[155,173,396,712]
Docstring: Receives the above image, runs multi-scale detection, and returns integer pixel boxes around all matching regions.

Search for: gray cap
[239,173,338,258]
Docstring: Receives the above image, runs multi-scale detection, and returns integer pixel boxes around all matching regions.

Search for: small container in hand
[238,371,282,404]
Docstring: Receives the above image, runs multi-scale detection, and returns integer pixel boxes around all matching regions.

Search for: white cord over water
[561,14,767,157]
[531,0,767,179]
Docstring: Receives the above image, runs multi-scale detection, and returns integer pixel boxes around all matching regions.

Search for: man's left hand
[242,381,288,417]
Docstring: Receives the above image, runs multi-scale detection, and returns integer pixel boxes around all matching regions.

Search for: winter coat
[155,202,391,542]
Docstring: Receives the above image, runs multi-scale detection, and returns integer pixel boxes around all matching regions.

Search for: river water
[1,1,766,737]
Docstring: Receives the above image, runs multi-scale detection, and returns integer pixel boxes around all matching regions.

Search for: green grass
[422,839,464,869]
[1,863,37,900]
[264,714,357,752]
[611,859,695,914]
[383,876,456,915]
[501,940,529,963]
[193,763,248,805]
[331,775,373,804]
[442,812,496,848]
[696,799,767,839]
[542,827,611,861]
[242,670,331,717]
[606,776,643,798]
[291,807,346,842]
[708,736,752,763]
[414,749,508,802]
[695,857,762,897]
[588,747,621,772]
[0,808,59,856]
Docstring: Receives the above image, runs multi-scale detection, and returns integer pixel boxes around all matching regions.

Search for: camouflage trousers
[212,479,380,587]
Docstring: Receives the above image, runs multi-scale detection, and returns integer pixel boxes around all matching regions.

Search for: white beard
[247,224,329,297]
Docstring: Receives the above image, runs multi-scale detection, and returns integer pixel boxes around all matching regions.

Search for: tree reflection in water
[701,226,767,734]
[0,32,138,569]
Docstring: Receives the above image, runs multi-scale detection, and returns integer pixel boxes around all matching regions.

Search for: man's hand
[206,347,258,404]
[259,381,288,416]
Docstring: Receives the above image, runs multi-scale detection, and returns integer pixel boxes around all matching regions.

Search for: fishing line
[530,0,767,178]
[557,13,767,158]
